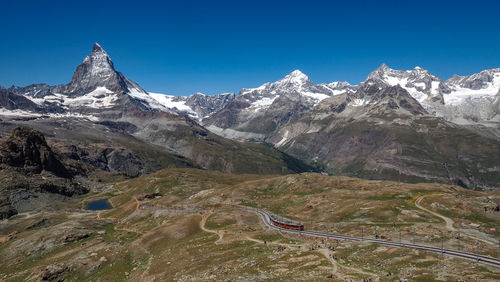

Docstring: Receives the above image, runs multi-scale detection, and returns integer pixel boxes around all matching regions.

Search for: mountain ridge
[2,43,500,188]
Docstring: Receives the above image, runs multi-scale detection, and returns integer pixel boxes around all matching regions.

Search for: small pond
[87,199,112,210]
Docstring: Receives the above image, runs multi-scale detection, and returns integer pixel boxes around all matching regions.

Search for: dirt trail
[316,248,338,277]
[415,195,496,246]
[415,195,456,231]
[199,213,224,244]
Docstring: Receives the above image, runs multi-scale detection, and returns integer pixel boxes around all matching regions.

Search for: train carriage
[269,214,304,231]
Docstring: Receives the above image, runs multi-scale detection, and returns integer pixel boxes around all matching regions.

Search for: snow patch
[302,92,330,102]
[127,88,167,110]
[31,87,119,108]
[275,129,290,147]
[149,92,198,118]
[444,73,500,105]
[352,98,368,107]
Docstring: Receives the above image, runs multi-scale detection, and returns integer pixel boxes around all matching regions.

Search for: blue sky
[1,0,500,95]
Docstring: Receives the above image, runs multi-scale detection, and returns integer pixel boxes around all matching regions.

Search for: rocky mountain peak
[64,43,124,97]
[364,64,445,105]
[445,68,500,90]
[378,63,390,71]
[275,69,313,89]
[92,42,105,53]
[366,64,398,81]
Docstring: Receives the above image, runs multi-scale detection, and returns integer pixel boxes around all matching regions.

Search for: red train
[269,214,304,231]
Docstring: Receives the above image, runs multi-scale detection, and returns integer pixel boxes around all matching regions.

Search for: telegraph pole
[399,230,402,244]
[374,226,377,239]
[361,226,364,240]
[457,232,460,251]
[441,231,444,259]
[412,227,415,244]
[476,240,480,262]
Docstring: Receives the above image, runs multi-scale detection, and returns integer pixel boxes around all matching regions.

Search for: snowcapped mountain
[5,47,500,128]
[237,70,331,109]
[365,64,447,107]
[203,70,341,140]
[6,43,169,117]
[149,92,234,120]
[5,43,237,120]
[1,42,500,187]
[439,68,500,123]
[352,64,500,124]
[265,81,500,189]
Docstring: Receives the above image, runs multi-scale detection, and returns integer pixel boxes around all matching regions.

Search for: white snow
[0,108,99,121]
[275,129,290,147]
[444,73,500,105]
[352,98,368,107]
[414,82,426,89]
[0,108,40,116]
[431,81,440,95]
[126,88,167,111]
[402,86,427,103]
[149,92,198,117]
[249,96,278,112]
[302,92,330,102]
[385,76,407,86]
[239,69,330,105]
[31,87,119,108]
[67,87,118,108]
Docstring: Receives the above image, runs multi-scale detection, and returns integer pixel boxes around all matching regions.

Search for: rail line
[247,208,500,268]
[139,204,500,267]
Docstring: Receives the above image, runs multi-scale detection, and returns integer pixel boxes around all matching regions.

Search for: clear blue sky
[2,0,500,95]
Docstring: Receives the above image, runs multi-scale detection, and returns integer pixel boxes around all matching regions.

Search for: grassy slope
[2,168,500,281]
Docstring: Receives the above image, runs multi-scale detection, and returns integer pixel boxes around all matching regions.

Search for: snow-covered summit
[238,70,332,110]
[272,69,313,90]
[365,64,446,106]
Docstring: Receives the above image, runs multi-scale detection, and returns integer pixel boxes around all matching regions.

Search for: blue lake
[87,199,112,210]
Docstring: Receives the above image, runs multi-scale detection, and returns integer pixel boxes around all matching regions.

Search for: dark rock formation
[0,127,89,219]
[0,127,72,178]
[0,89,43,112]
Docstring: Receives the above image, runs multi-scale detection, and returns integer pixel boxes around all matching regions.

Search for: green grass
[205,215,236,230]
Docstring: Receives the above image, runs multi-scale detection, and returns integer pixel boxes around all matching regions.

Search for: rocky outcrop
[0,127,72,178]
[41,264,69,281]
[0,127,89,219]
[185,92,235,118]
[0,89,43,112]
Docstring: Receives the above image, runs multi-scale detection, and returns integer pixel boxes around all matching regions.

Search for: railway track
[247,208,500,268]
[139,204,500,267]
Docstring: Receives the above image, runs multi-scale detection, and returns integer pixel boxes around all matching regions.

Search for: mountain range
[1,43,500,190]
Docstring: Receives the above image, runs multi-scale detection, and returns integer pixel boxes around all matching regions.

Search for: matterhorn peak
[64,43,123,96]
[92,42,106,53]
